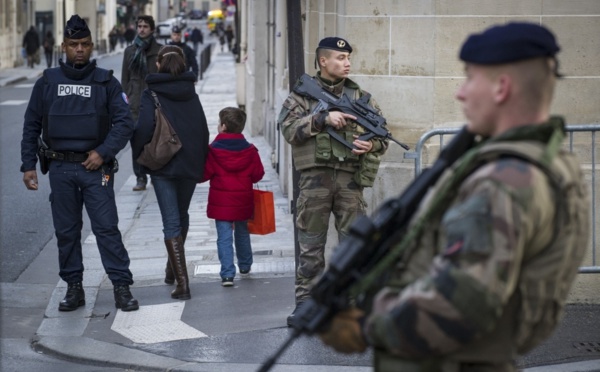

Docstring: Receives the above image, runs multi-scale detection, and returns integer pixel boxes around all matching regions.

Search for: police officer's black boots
[164,227,188,285]
[165,235,191,300]
[59,281,85,311]
[114,285,139,311]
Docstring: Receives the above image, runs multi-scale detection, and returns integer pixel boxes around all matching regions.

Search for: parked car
[155,17,187,38]
[188,10,205,19]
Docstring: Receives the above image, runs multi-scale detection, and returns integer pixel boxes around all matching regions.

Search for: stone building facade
[237,0,600,302]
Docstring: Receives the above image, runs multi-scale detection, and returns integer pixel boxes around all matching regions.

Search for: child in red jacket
[201,107,265,286]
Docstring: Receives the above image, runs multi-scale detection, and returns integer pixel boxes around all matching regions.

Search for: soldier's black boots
[114,285,139,311]
[59,282,85,311]
[286,301,304,327]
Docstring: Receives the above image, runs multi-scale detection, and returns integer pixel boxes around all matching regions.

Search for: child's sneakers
[221,277,234,287]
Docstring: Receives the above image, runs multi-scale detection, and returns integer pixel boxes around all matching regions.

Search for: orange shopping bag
[248,189,276,235]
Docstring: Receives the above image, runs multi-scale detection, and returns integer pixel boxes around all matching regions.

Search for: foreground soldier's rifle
[258,126,476,372]
[292,73,410,151]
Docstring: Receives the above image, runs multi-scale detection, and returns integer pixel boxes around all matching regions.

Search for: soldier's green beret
[317,37,353,53]
[459,22,560,64]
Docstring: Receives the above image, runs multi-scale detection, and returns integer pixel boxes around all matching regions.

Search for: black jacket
[131,72,209,181]
[121,37,162,120]
[23,28,40,54]
[169,41,199,80]
[21,60,134,171]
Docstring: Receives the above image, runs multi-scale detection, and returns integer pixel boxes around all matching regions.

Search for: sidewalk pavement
[0,46,126,87]
[3,45,599,372]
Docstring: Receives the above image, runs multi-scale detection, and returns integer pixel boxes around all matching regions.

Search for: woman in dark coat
[43,30,55,68]
[131,45,209,300]
[22,26,40,68]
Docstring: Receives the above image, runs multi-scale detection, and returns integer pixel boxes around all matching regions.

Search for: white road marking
[15,83,35,88]
[111,302,207,344]
[0,100,29,105]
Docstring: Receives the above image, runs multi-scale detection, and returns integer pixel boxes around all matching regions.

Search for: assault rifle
[258,127,476,372]
[292,73,410,151]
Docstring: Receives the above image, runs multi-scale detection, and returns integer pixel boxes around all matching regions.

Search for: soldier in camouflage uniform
[319,23,590,371]
[279,37,389,326]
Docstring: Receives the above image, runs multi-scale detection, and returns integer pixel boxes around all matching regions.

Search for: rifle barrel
[389,135,410,150]
[257,329,302,372]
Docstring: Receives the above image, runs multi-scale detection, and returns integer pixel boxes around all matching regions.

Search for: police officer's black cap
[64,14,91,39]
[172,25,182,33]
[317,37,353,54]
[459,22,560,64]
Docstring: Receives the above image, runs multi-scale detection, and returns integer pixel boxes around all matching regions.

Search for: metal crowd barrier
[406,124,599,274]
[199,42,213,80]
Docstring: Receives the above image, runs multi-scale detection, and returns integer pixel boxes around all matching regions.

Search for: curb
[32,335,189,371]
[0,75,27,87]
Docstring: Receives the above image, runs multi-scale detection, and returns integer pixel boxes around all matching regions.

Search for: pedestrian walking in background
[131,45,209,300]
[190,26,203,54]
[201,107,265,287]
[121,15,162,191]
[225,25,234,52]
[20,15,139,313]
[43,30,55,68]
[216,23,226,52]
[168,25,199,81]
[279,37,389,326]
[124,25,135,46]
[119,24,126,47]
[23,25,40,68]
[318,23,590,371]
[108,26,119,52]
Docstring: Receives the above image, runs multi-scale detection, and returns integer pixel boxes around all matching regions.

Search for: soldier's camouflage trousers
[294,168,366,302]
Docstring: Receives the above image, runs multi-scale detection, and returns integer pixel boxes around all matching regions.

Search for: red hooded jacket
[201,133,265,221]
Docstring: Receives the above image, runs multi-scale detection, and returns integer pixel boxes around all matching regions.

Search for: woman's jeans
[216,220,253,278]
[152,176,197,240]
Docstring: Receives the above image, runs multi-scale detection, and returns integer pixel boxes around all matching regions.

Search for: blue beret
[172,25,182,33]
[459,22,560,64]
[317,37,352,53]
[65,14,91,39]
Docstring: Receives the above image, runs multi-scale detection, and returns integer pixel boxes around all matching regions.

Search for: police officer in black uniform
[20,15,139,312]
[169,25,199,80]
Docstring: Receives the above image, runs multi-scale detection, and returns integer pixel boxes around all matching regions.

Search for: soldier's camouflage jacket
[364,117,589,369]
[278,73,389,187]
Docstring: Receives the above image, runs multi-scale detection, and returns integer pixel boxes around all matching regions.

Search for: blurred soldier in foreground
[319,22,589,371]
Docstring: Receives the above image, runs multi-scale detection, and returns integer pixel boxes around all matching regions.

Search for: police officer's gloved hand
[319,307,368,353]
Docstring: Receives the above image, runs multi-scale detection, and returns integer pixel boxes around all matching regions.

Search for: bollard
[199,43,213,80]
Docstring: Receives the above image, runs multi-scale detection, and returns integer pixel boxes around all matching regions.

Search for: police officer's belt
[44,150,89,162]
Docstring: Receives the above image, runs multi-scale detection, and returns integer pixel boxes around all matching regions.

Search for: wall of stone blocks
[294,0,600,301]
[313,1,600,141]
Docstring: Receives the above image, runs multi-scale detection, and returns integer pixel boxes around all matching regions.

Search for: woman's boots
[164,235,191,300]
[164,227,188,285]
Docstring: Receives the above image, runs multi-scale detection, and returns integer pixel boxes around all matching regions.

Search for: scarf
[129,35,153,75]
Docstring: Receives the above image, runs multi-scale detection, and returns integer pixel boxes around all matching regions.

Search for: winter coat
[131,71,209,181]
[191,28,203,44]
[121,37,162,120]
[23,28,40,55]
[202,133,265,221]
[43,34,55,53]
